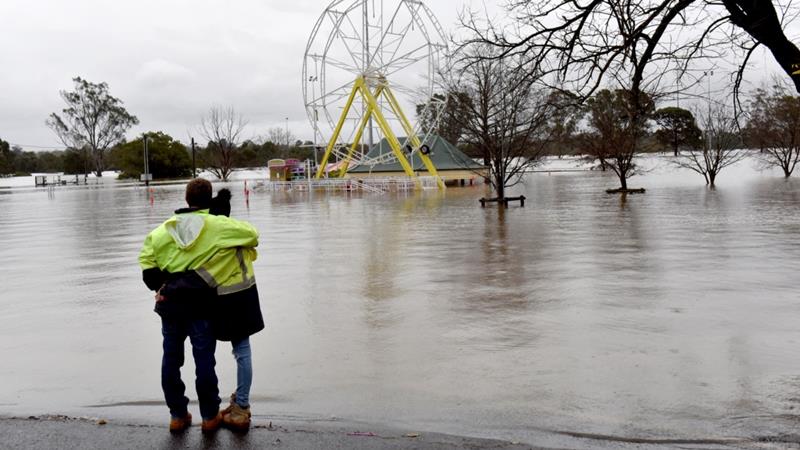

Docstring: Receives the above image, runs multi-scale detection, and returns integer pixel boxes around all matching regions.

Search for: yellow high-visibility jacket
[139,209,259,292]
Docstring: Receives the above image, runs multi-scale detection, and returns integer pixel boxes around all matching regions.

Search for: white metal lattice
[302,0,448,169]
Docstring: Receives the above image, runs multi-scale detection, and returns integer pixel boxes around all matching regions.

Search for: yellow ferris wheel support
[314,76,445,190]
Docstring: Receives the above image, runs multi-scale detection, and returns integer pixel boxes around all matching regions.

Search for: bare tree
[674,105,746,186]
[461,0,800,114]
[447,46,570,199]
[263,127,296,151]
[744,83,800,176]
[47,77,138,176]
[198,106,247,181]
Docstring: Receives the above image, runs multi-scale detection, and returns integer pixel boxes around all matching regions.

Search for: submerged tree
[674,106,746,186]
[447,46,572,199]
[654,107,703,156]
[744,84,800,176]
[198,106,248,181]
[46,77,138,176]
[584,89,655,191]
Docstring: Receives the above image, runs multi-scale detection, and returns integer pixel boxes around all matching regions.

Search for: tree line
[0,133,315,179]
[420,63,800,193]
[0,78,314,179]
[426,0,800,195]
[2,75,798,193]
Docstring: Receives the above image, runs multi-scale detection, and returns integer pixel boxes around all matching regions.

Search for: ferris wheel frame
[302,0,449,169]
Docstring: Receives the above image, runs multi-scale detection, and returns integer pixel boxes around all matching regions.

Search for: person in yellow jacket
[139,179,259,434]
[158,188,264,431]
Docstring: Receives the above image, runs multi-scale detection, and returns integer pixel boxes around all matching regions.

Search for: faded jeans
[231,337,252,408]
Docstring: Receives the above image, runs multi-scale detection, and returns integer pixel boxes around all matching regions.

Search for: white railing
[260,176,444,194]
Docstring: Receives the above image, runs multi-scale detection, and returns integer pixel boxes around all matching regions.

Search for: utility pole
[285,117,290,150]
[142,134,150,186]
[191,137,196,178]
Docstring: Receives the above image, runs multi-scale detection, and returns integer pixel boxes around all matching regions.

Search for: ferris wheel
[302,0,448,186]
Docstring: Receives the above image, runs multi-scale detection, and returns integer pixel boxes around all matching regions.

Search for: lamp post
[285,117,289,150]
[703,70,714,152]
[309,75,320,166]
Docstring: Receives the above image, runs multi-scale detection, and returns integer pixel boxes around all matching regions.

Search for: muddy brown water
[1,157,799,448]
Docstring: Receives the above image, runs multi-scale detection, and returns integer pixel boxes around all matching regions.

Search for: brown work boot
[169,412,192,433]
[222,401,251,431]
[201,412,223,434]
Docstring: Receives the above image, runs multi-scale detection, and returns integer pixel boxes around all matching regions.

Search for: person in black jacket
[159,188,264,431]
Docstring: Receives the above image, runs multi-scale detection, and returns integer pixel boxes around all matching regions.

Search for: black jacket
[159,271,264,341]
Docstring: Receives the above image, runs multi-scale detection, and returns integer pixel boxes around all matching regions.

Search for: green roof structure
[348,135,485,173]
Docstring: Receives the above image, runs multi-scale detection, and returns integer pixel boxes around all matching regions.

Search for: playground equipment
[303,0,448,189]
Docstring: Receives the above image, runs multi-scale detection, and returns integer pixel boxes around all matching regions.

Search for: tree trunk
[495,177,505,200]
[708,171,716,186]
[94,150,104,177]
[619,172,627,190]
[723,0,800,93]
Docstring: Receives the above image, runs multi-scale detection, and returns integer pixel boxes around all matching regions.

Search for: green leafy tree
[0,138,11,175]
[234,140,260,168]
[584,89,655,191]
[62,148,92,175]
[111,132,191,179]
[11,147,38,174]
[47,77,139,176]
[543,90,584,157]
[653,107,702,156]
[35,151,65,173]
[744,84,800,177]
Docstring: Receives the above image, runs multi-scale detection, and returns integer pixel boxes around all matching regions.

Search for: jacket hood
[165,212,207,249]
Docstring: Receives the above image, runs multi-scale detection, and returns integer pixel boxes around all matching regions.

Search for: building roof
[348,135,485,173]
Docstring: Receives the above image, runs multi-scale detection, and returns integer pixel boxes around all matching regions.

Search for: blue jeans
[161,318,220,420]
[231,337,252,408]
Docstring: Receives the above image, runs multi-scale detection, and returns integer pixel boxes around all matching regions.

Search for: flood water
[1,156,799,448]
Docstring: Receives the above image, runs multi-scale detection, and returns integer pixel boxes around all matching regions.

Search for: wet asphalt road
[0,416,538,450]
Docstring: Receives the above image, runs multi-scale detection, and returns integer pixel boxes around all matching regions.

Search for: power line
[8,143,66,150]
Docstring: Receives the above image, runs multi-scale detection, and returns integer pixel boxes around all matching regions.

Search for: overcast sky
[0,0,790,151]
[0,0,505,150]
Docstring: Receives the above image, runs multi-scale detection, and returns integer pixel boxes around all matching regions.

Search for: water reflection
[1,160,800,445]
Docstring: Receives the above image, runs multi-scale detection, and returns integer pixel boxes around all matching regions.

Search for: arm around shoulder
[221,217,259,248]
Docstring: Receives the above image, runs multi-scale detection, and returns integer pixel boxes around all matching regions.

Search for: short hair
[185,178,212,208]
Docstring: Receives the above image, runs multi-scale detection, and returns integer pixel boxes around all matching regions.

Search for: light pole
[703,70,714,152]
[285,117,289,150]
[309,75,320,166]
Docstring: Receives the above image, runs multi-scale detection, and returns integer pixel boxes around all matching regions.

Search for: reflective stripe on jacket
[195,246,258,295]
